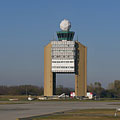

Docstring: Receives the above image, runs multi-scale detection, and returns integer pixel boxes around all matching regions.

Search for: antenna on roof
[53,32,56,41]
[77,35,78,41]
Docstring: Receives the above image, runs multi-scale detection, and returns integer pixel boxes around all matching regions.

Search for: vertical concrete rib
[75,41,87,97]
[44,43,54,96]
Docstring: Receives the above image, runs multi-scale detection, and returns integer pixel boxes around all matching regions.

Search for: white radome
[60,19,71,31]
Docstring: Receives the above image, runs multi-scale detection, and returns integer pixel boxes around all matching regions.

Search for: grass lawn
[19,109,120,120]
[1,95,120,102]
[0,95,28,101]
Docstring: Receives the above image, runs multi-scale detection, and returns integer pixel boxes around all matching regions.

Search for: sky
[0,0,120,88]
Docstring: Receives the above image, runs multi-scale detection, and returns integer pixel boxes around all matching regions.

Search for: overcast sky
[0,0,120,88]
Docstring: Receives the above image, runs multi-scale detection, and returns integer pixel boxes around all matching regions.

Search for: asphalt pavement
[0,101,120,120]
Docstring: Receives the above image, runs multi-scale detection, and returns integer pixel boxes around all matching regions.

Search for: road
[0,101,120,120]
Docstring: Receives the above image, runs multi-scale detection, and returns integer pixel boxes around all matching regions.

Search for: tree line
[0,80,120,98]
[0,85,43,95]
[87,80,120,98]
[0,85,73,96]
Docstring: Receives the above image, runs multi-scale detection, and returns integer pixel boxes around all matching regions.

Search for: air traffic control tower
[44,19,87,97]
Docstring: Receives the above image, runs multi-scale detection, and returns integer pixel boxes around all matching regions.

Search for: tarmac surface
[0,101,120,120]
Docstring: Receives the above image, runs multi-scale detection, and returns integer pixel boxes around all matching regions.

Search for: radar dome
[60,19,71,31]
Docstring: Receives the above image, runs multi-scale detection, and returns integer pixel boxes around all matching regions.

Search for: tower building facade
[44,19,87,97]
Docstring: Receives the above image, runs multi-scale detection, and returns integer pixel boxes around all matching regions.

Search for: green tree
[87,82,104,97]
[56,85,74,95]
